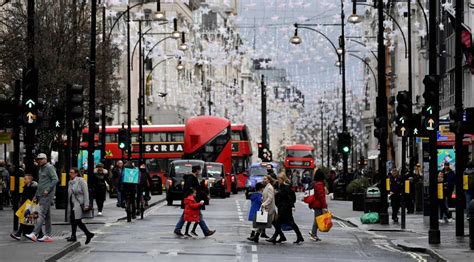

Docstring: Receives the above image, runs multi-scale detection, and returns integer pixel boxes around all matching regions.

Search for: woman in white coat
[67,167,94,244]
[251,175,276,243]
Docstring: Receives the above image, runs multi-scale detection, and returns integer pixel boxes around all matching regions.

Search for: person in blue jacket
[247,183,269,240]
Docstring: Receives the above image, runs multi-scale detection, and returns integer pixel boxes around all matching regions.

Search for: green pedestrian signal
[117,128,128,151]
[337,132,351,156]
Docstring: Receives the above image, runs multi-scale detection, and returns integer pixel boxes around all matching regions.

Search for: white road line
[251,245,257,252]
[252,253,258,262]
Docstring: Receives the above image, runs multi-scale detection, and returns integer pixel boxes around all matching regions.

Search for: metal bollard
[469,199,474,250]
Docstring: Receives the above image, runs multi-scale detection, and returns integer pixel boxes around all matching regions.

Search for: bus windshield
[286,150,313,158]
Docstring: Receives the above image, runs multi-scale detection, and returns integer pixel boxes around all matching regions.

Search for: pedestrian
[250,175,276,243]
[10,174,38,240]
[465,161,474,219]
[112,160,124,207]
[307,169,328,242]
[92,163,109,216]
[441,162,456,214]
[136,163,152,214]
[25,153,59,242]
[0,160,10,210]
[267,173,304,244]
[247,182,266,241]
[266,164,277,180]
[174,165,215,237]
[183,188,204,238]
[389,168,402,223]
[66,167,94,244]
[119,161,138,220]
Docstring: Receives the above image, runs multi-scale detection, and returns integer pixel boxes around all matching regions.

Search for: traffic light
[449,107,463,134]
[50,107,65,131]
[422,75,439,132]
[118,128,128,150]
[257,142,264,160]
[337,132,351,156]
[262,147,272,162]
[22,67,39,125]
[395,91,412,137]
[67,84,84,120]
[373,116,386,139]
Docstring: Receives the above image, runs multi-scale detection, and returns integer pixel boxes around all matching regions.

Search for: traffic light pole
[454,0,465,237]
[261,75,267,149]
[340,1,348,177]
[401,136,407,230]
[427,0,440,245]
[12,80,21,231]
[87,0,97,183]
[377,0,389,225]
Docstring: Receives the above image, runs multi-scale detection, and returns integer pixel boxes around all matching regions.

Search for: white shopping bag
[255,207,268,224]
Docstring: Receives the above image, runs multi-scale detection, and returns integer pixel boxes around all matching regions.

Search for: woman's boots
[247,231,260,243]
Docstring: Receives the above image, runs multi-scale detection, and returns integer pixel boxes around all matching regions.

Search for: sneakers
[184,233,193,238]
[38,235,54,243]
[310,235,321,242]
[190,231,198,237]
[204,230,216,237]
[10,233,21,241]
[98,212,103,216]
[25,232,37,242]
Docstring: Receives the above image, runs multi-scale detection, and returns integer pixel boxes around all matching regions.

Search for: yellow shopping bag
[15,199,31,224]
[316,211,333,232]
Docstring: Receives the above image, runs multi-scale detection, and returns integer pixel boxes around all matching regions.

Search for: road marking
[251,245,257,252]
[236,200,244,222]
[252,253,258,262]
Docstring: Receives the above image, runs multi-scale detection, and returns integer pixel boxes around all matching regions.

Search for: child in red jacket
[184,188,204,238]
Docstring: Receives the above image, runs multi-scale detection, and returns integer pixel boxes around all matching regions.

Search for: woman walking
[66,167,94,244]
[308,169,328,242]
[249,175,276,243]
[267,173,304,244]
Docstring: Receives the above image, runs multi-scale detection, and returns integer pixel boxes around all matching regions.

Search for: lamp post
[340,0,348,176]
[87,0,97,186]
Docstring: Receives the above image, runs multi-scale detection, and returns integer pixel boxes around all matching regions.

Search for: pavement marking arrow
[25,99,35,108]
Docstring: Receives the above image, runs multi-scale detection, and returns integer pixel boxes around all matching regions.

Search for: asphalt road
[60,193,433,262]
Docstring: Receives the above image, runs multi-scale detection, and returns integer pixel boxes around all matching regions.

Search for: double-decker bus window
[169,132,184,142]
[106,134,117,143]
[232,157,246,173]
[131,133,139,143]
[231,130,242,141]
[187,127,230,163]
[150,132,167,142]
[286,149,313,158]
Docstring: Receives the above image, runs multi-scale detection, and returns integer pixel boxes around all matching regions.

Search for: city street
[60,193,431,262]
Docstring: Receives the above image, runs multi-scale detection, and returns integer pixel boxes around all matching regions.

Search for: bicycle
[123,191,135,222]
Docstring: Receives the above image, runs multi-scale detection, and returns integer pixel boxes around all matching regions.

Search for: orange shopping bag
[316,211,333,232]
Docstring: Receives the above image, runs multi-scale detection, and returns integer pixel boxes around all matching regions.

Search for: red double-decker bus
[284,144,315,191]
[231,124,252,190]
[81,125,185,194]
[183,116,233,197]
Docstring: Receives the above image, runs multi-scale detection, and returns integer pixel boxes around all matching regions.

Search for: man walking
[26,153,59,242]
[173,165,215,237]
[112,160,123,207]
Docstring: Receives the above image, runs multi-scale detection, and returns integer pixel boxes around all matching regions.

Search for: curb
[116,197,166,221]
[332,214,359,228]
[45,241,81,262]
[395,241,449,262]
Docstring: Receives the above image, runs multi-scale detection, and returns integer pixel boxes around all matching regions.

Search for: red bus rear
[284,144,315,191]
[231,124,252,190]
[184,116,232,197]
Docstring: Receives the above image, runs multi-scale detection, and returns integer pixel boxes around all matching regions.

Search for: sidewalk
[0,193,165,262]
[328,199,474,262]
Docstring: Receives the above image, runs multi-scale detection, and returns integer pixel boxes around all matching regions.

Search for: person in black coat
[92,163,110,216]
[10,174,40,240]
[267,173,304,244]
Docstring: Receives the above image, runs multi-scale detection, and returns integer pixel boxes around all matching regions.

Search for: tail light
[168,180,173,187]
[221,179,225,186]
[231,176,235,183]
[204,180,208,188]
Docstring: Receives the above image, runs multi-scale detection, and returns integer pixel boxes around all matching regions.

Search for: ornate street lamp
[290,28,302,45]
[153,1,166,21]
[176,58,185,71]
[171,18,181,39]
[178,32,188,51]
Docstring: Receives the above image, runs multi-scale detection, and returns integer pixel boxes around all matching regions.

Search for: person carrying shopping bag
[250,175,276,243]
[308,169,328,242]
[66,167,94,245]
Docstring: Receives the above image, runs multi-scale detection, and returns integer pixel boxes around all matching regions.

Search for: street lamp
[171,18,181,39]
[153,1,166,21]
[176,58,185,71]
[178,32,188,51]
[335,60,341,67]
[290,28,302,45]
[336,47,343,55]
[347,0,363,24]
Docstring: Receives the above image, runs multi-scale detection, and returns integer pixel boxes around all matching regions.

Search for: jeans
[311,209,323,237]
[175,211,209,234]
[439,197,450,220]
[33,193,54,236]
[117,190,122,206]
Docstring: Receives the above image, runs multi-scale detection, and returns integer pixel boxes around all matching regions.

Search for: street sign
[0,132,11,144]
